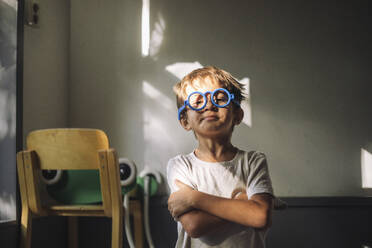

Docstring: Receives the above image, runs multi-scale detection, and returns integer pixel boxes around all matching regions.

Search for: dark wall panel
[268,205,372,248]
[0,222,17,248]
[2,197,372,248]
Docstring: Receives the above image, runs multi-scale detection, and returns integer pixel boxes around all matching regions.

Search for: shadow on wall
[69,0,372,197]
[0,0,17,221]
[140,0,372,197]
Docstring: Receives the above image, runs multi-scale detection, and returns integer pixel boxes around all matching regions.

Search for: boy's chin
[196,128,232,139]
[199,122,232,132]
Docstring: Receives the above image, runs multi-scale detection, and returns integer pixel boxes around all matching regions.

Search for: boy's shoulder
[243,150,268,167]
[167,152,195,169]
[233,148,266,158]
[168,152,193,162]
[245,150,266,159]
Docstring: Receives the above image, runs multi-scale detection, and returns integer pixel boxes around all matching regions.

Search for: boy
[167,66,274,248]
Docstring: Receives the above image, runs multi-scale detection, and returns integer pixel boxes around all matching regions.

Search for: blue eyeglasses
[178,88,240,120]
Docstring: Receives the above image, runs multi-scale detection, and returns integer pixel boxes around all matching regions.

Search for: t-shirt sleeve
[166,157,195,194]
[246,152,274,199]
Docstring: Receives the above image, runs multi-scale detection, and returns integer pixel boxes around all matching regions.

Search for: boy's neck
[195,138,237,162]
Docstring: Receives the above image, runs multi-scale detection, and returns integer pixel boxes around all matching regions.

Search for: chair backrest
[27,129,109,170]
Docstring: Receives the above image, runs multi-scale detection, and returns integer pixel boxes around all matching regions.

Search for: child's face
[181,77,242,139]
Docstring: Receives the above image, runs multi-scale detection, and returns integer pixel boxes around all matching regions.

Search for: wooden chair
[16,128,123,248]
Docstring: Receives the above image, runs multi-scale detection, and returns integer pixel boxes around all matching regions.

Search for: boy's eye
[192,100,204,107]
[189,93,205,108]
[213,91,228,103]
[214,95,228,105]
[216,98,228,105]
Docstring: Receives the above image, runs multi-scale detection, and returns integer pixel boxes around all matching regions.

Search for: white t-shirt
[167,149,274,248]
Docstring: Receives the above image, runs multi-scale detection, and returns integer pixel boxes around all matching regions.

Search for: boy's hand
[168,180,195,219]
[231,188,248,201]
[234,192,248,201]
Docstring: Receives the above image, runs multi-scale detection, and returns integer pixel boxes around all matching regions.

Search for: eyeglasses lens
[213,90,229,107]
[189,92,205,110]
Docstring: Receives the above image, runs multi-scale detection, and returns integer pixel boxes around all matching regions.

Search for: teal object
[136,176,158,196]
[45,170,136,204]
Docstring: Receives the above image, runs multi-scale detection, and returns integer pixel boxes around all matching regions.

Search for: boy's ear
[234,107,244,126]
[179,117,192,131]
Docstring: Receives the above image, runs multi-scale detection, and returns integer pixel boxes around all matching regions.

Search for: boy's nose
[204,94,216,110]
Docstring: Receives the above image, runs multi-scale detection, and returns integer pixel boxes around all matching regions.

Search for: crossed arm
[168,180,273,238]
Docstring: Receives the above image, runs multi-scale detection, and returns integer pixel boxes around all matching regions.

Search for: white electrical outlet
[25,0,40,28]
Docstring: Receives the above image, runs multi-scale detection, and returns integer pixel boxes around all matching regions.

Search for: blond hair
[173,66,246,111]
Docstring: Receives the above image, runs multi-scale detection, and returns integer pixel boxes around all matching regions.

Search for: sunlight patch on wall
[141,0,150,57]
[0,192,16,221]
[9,91,16,138]
[361,148,372,188]
[165,61,203,80]
[142,81,173,110]
[239,77,251,127]
[142,80,178,171]
[0,89,16,140]
[0,90,9,139]
[149,13,165,59]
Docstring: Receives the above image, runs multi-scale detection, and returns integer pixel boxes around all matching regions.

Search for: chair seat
[47,204,106,216]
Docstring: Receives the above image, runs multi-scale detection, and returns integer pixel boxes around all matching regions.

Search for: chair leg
[68,216,79,248]
[131,200,144,248]
[19,207,32,248]
[111,208,123,248]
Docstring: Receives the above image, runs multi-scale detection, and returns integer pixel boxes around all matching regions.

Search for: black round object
[42,170,58,180]
[119,163,131,181]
